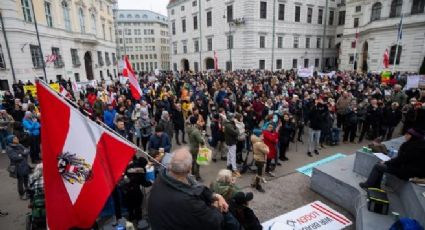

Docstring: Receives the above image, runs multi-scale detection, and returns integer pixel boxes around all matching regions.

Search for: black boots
[251,176,265,193]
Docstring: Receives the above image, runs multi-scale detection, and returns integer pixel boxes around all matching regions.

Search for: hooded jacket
[187,125,205,155]
[251,135,268,163]
[7,143,31,176]
[224,120,239,146]
[148,170,223,230]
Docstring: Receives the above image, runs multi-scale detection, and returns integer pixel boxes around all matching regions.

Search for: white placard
[297,66,314,78]
[373,153,391,162]
[262,201,352,230]
[318,71,336,78]
[405,75,421,90]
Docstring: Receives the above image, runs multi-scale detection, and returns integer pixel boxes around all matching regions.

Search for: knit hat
[189,116,197,125]
[407,128,425,139]
[6,135,15,144]
[233,192,254,205]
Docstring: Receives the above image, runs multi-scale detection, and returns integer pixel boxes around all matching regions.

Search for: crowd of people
[1,69,425,229]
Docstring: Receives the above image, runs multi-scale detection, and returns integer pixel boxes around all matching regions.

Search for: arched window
[143,14,148,18]
[390,0,403,18]
[411,0,425,14]
[127,14,132,18]
[119,14,124,18]
[62,1,71,31]
[389,45,402,65]
[91,14,97,34]
[371,2,382,21]
[79,8,85,33]
[135,14,140,18]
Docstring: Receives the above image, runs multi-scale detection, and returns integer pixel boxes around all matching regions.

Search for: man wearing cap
[148,125,171,154]
[360,128,425,189]
[148,147,227,230]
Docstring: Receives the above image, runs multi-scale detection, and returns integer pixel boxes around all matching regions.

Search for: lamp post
[30,0,47,81]
[321,0,329,72]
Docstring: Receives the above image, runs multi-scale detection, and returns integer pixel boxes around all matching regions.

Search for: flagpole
[392,15,403,73]
[30,0,47,81]
[36,79,166,168]
[353,29,358,72]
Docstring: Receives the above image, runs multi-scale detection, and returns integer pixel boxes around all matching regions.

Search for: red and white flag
[37,82,136,230]
[122,55,142,100]
[59,85,72,99]
[383,49,389,68]
[214,50,218,71]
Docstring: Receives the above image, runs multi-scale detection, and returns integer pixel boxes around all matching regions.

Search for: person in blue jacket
[22,111,41,163]
[148,125,171,153]
[103,104,117,129]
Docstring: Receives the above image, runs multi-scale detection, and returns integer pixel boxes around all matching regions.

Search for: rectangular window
[259,60,265,70]
[52,47,64,68]
[354,17,359,28]
[260,36,265,48]
[183,44,187,54]
[207,11,212,27]
[194,62,199,71]
[292,59,298,68]
[278,4,285,20]
[181,5,185,11]
[338,11,346,25]
[260,1,267,19]
[173,63,178,71]
[318,9,323,24]
[45,1,53,27]
[182,19,186,33]
[192,1,197,7]
[227,5,233,22]
[63,4,71,31]
[349,55,354,64]
[172,22,176,35]
[315,58,320,68]
[307,8,313,23]
[193,16,198,30]
[278,36,283,48]
[207,38,213,51]
[194,40,199,52]
[355,6,361,12]
[227,35,233,49]
[105,52,111,66]
[226,61,232,71]
[295,6,301,22]
[317,37,321,48]
[30,45,41,68]
[74,73,80,82]
[293,36,299,48]
[97,51,104,66]
[0,45,6,69]
[328,38,332,48]
[306,37,310,48]
[276,59,282,69]
[112,53,116,64]
[22,0,32,22]
[71,49,80,66]
[329,10,334,25]
[304,59,309,68]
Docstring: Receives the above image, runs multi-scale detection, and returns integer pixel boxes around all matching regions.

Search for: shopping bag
[196,146,212,166]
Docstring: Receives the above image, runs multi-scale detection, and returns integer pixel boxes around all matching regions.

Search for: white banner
[318,71,336,78]
[298,66,314,78]
[405,75,425,90]
[262,201,352,230]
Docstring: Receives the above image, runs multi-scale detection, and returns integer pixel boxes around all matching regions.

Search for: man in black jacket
[148,147,228,230]
[360,128,425,189]
[171,103,186,145]
[307,99,326,157]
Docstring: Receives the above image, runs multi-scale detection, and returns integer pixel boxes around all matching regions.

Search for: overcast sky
[118,0,169,16]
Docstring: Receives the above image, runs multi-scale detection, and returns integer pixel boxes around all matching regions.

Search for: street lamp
[224,11,245,71]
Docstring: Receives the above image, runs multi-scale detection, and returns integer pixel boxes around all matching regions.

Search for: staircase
[310,137,425,230]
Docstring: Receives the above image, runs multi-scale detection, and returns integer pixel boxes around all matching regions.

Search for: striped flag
[383,49,389,68]
[122,55,142,100]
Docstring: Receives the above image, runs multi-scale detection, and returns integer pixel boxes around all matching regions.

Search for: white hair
[216,169,233,184]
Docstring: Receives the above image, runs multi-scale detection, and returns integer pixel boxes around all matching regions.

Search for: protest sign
[405,75,425,90]
[298,66,314,78]
[262,201,352,230]
[24,83,59,97]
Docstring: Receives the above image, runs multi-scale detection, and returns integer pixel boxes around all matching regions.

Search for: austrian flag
[37,82,136,230]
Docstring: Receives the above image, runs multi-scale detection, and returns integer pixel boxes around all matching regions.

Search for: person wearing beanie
[187,114,205,181]
[6,135,31,200]
[360,128,425,189]
[229,192,262,230]
[148,125,171,154]
[139,107,153,151]
[158,110,174,141]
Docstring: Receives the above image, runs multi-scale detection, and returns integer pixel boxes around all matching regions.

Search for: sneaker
[0,211,8,217]
[266,172,275,177]
[307,152,313,157]
[20,195,28,201]
[256,185,265,193]
[261,177,267,183]
[314,150,320,155]
[359,182,368,190]
[232,171,241,178]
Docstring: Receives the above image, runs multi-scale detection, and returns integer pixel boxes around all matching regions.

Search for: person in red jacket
[262,124,279,177]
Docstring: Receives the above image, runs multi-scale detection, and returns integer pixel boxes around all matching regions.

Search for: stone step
[353,150,380,178]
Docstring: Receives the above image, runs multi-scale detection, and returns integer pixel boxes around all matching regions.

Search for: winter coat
[158,119,174,139]
[262,130,278,160]
[148,133,171,153]
[187,125,205,156]
[103,109,117,129]
[278,121,295,145]
[385,138,425,180]
[344,109,359,126]
[6,143,31,177]
[336,97,352,114]
[365,106,383,126]
[210,120,224,146]
[229,203,262,230]
[140,117,153,138]
[224,120,239,146]
[148,170,223,230]
[234,120,246,141]
[309,105,327,131]
[171,109,185,130]
[382,107,402,127]
[22,118,40,136]
[210,181,241,202]
[391,91,407,107]
[251,135,268,163]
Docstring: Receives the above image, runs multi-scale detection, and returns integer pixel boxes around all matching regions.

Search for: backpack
[389,218,424,230]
